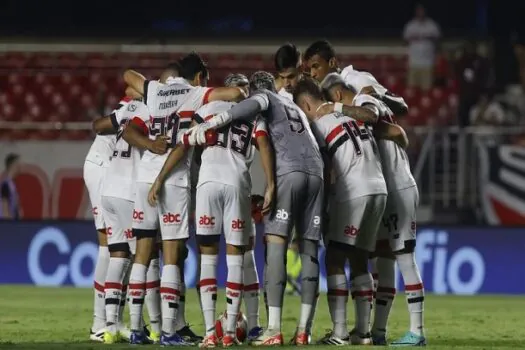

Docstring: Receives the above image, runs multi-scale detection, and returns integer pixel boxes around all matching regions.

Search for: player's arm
[375,121,409,149]
[205,93,269,130]
[1,183,11,219]
[360,87,409,116]
[123,70,147,96]
[92,115,118,135]
[207,87,247,103]
[122,123,168,154]
[156,144,188,186]
[125,85,143,99]
[256,132,275,192]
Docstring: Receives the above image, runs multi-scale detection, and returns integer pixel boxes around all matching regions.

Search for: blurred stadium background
[1,0,525,347]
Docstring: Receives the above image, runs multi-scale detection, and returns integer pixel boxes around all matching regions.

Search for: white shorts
[101,196,136,254]
[196,182,252,246]
[328,194,387,252]
[377,186,419,252]
[83,160,108,230]
[132,182,190,241]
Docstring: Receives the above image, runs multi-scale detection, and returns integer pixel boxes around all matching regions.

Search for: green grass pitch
[0,285,523,349]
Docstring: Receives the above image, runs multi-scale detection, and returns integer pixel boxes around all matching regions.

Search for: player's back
[104,100,149,201]
[311,112,386,202]
[258,89,323,178]
[139,78,211,187]
[196,100,264,191]
[352,93,416,192]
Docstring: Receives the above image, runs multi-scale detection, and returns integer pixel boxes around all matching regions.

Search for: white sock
[175,282,187,331]
[93,246,109,331]
[145,258,161,334]
[225,254,244,335]
[118,259,131,327]
[327,274,348,338]
[160,264,181,335]
[104,257,129,333]
[268,307,282,331]
[305,290,319,334]
[351,273,374,335]
[372,258,396,336]
[397,253,425,336]
[243,250,260,331]
[298,304,312,331]
[200,254,218,336]
[128,263,147,331]
[370,257,379,291]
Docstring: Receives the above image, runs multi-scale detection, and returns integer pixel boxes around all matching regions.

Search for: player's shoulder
[278,88,293,101]
[315,112,340,130]
[197,100,234,116]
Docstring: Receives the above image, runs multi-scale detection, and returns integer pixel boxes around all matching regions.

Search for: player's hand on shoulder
[149,135,169,154]
[184,124,211,146]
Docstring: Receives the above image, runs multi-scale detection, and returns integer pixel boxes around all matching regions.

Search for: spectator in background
[455,41,492,127]
[469,90,506,126]
[1,154,21,219]
[403,3,441,91]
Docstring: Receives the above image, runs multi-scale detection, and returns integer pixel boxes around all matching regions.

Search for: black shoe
[177,324,203,343]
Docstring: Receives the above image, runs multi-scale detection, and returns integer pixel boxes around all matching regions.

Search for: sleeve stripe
[203,88,214,104]
[325,124,345,144]
[179,111,194,119]
[254,130,268,138]
[109,113,119,130]
[143,80,149,105]
[204,114,214,121]
[131,117,148,135]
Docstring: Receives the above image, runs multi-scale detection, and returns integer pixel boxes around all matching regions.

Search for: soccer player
[150,73,274,347]
[186,71,324,346]
[92,96,168,343]
[274,43,303,101]
[303,39,408,116]
[293,77,388,345]
[84,101,123,342]
[320,73,426,346]
[123,53,247,346]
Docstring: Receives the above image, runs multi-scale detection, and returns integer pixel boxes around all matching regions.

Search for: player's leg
[195,183,223,348]
[252,173,298,346]
[318,197,350,345]
[100,196,132,343]
[244,227,262,340]
[292,174,323,345]
[128,182,158,344]
[84,162,110,341]
[347,195,386,345]
[158,184,192,345]
[221,184,252,346]
[145,244,161,342]
[389,187,426,347]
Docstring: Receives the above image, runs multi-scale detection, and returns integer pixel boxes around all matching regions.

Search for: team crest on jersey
[127,104,137,112]
[479,144,525,225]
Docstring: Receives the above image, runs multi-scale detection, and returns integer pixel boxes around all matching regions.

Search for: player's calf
[91,230,109,340]
[224,243,245,346]
[324,244,349,341]
[243,238,261,336]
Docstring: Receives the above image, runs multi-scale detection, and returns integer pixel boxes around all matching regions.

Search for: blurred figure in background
[403,3,441,91]
[469,90,507,126]
[455,41,492,127]
[0,154,21,220]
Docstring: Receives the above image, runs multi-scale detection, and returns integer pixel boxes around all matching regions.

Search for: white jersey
[352,93,416,192]
[103,100,150,201]
[340,65,387,96]
[278,87,293,101]
[194,100,268,191]
[311,111,386,202]
[137,78,214,187]
[85,97,133,167]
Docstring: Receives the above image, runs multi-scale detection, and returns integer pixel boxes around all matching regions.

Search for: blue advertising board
[0,221,523,295]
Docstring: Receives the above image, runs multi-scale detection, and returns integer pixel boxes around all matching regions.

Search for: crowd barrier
[0,221,522,295]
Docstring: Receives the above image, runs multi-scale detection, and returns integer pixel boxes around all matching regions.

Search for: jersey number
[113,119,132,159]
[284,106,305,134]
[216,121,254,156]
[382,213,398,233]
[149,113,180,147]
[342,121,375,156]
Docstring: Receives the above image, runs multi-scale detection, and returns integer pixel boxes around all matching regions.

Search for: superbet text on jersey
[137,78,214,187]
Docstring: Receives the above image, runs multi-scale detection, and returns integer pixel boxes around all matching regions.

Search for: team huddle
[83,40,426,347]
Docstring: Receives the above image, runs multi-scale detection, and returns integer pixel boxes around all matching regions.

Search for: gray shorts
[264,172,324,241]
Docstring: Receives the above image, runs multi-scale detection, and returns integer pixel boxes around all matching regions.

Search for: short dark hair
[249,71,276,92]
[178,52,209,81]
[304,40,336,62]
[293,77,324,103]
[5,153,19,169]
[274,43,301,72]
